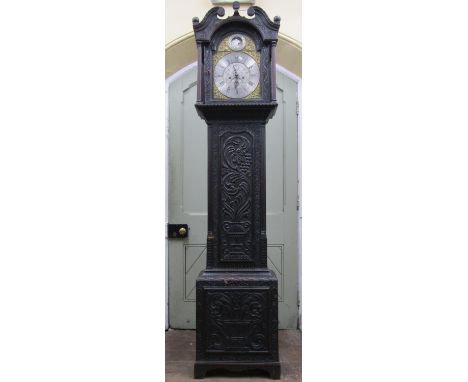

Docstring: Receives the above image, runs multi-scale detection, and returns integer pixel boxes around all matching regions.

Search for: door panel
[168,66,298,329]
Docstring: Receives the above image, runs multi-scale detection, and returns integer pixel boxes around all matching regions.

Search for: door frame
[165,62,302,330]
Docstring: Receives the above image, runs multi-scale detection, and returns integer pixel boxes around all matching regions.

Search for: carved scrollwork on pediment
[193,4,279,43]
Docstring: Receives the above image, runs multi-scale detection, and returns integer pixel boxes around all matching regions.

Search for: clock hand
[232,65,240,93]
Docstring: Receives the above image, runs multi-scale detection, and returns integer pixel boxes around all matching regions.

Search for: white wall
[166,0,302,46]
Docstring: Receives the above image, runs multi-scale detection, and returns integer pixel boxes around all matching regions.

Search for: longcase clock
[192,2,281,379]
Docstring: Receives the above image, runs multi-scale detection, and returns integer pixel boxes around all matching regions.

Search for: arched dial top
[213,33,261,100]
[214,52,260,99]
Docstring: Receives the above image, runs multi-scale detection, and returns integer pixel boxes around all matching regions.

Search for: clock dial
[214,52,260,99]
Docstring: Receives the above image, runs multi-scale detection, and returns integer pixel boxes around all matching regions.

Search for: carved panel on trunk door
[220,132,255,263]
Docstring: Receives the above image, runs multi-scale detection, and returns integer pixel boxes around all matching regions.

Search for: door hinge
[296,100,299,115]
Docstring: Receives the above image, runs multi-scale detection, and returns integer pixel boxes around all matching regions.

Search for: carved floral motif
[221,134,252,228]
[206,290,268,352]
[220,133,254,261]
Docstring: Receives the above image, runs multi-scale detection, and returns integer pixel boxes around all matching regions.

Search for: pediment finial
[232,1,240,16]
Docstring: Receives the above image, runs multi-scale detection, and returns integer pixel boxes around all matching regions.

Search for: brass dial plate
[213,34,261,100]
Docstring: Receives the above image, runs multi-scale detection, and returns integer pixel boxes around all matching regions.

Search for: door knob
[167,224,189,238]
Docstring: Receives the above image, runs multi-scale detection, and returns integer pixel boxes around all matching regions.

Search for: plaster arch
[165,32,301,78]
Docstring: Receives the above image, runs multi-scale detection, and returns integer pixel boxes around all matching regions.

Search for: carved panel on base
[195,271,280,377]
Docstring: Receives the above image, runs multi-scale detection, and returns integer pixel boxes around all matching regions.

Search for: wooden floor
[166,329,301,381]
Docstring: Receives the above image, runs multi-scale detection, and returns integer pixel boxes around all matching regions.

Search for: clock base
[194,361,281,379]
[195,270,280,380]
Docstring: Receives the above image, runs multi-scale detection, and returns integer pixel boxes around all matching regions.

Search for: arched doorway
[166,63,301,329]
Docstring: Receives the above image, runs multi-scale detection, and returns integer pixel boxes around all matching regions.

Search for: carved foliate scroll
[220,132,255,262]
[206,289,268,352]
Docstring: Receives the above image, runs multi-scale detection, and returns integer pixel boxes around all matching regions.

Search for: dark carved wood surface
[193,6,280,43]
[205,122,269,269]
[195,102,277,121]
[205,288,269,352]
[193,4,281,379]
[221,132,254,262]
[196,271,279,362]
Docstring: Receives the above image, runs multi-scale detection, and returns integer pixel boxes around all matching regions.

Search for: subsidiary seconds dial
[214,52,260,99]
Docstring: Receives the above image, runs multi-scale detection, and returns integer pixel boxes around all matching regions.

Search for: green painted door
[168,66,298,329]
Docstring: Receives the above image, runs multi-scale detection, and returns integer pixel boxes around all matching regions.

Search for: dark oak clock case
[192,4,281,379]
